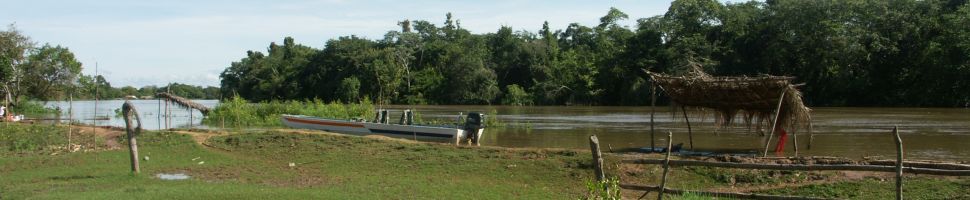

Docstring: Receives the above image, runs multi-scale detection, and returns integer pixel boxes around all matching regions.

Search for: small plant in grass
[581,176,621,200]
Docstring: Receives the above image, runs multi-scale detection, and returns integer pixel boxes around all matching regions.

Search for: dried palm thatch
[156,92,210,116]
[646,69,811,133]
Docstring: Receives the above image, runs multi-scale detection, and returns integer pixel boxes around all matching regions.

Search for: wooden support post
[793,129,799,156]
[589,135,605,182]
[122,101,142,173]
[893,126,903,200]
[189,108,194,129]
[808,123,814,150]
[657,131,673,200]
[650,85,656,151]
[68,93,73,147]
[763,88,788,157]
[681,106,693,150]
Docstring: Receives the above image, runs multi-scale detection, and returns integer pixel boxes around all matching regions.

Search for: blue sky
[3,0,677,87]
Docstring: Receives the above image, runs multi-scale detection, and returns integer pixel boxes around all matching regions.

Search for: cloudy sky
[3,0,678,87]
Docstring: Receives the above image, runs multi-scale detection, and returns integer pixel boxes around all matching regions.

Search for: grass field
[1,122,968,199]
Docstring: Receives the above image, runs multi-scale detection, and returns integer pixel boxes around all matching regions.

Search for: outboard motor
[463,112,486,144]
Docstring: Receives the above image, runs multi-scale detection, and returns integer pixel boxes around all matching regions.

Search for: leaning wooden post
[793,129,799,156]
[589,135,605,182]
[650,85,657,151]
[762,88,787,157]
[893,126,903,200]
[657,131,673,200]
[122,101,142,173]
[681,106,693,150]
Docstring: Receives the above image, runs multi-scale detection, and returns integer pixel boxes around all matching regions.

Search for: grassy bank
[0,123,592,199]
[201,97,374,127]
[1,122,967,199]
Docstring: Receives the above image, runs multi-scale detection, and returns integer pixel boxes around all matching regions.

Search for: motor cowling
[463,112,485,144]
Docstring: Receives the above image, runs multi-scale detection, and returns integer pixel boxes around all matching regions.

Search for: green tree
[0,24,33,106]
[22,44,83,100]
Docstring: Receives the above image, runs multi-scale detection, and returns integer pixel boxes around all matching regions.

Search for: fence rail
[590,126,966,200]
[621,159,970,176]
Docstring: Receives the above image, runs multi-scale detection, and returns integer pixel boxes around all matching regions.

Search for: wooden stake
[681,106,693,150]
[893,126,903,200]
[657,131,673,200]
[650,85,656,151]
[122,101,142,173]
[589,135,605,182]
[763,88,788,157]
[68,92,73,147]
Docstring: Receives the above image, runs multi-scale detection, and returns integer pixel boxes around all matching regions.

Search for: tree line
[0,24,220,105]
[238,1,965,107]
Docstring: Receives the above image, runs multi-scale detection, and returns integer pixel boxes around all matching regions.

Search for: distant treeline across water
[219,0,970,107]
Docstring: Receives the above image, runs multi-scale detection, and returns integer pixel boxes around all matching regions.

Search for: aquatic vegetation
[201,96,374,127]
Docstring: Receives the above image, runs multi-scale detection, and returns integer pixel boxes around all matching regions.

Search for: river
[41,101,970,161]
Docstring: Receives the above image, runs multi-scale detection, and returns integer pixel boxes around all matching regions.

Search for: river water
[41,101,970,161]
[44,99,218,130]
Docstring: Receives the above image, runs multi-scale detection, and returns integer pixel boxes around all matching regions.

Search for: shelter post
[681,106,693,150]
[762,88,787,157]
[650,85,656,151]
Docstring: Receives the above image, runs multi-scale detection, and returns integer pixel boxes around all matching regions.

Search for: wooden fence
[588,127,970,200]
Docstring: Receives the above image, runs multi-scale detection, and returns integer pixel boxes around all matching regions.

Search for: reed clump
[202,96,374,127]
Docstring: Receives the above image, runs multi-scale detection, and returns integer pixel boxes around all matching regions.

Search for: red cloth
[774,128,788,154]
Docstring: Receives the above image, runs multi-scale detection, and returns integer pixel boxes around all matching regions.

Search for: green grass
[0,123,593,199]
[757,177,970,199]
[2,122,968,199]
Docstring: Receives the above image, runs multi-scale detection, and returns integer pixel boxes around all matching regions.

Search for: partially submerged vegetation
[201,97,374,127]
[1,122,967,199]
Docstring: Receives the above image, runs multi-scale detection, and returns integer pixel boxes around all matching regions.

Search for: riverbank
[1,123,967,199]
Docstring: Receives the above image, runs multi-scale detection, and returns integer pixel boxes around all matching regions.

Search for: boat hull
[281,114,472,142]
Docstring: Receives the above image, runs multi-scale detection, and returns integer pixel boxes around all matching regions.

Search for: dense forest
[217,0,961,107]
[0,24,219,104]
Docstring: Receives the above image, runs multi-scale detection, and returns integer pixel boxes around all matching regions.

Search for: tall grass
[9,101,60,117]
[0,123,97,155]
[202,96,374,127]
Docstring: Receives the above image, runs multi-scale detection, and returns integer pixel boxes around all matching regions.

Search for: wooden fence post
[893,126,903,200]
[657,131,673,200]
[122,101,142,173]
[589,135,605,182]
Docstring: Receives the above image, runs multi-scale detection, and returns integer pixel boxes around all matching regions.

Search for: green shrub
[10,101,59,117]
[582,176,621,200]
[202,96,375,127]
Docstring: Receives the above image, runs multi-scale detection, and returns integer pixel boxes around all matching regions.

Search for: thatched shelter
[645,68,812,156]
[156,92,210,116]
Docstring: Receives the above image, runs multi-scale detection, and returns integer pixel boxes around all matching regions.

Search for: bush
[202,96,375,127]
[501,84,532,106]
[9,101,59,117]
